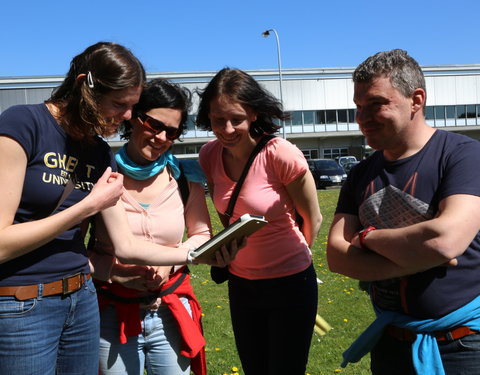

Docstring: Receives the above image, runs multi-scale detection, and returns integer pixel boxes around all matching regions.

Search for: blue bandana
[115,144,180,181]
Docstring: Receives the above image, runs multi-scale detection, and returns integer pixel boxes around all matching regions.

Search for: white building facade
[1,65,479,159]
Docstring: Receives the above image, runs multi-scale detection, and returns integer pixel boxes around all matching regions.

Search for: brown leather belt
[0,273,91,300]
[386,324,479,343]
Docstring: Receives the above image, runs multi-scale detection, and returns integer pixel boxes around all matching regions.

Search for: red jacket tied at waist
[96,267,206,375]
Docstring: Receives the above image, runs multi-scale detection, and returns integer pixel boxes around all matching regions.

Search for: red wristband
[359,226,376,249]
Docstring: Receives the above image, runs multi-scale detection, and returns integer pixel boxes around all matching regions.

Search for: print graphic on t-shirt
[359,183,435,312]
[359,184,434,230]
[42,152,96,191]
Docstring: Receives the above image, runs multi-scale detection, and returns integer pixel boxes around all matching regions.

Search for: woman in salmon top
[197,68,322,375]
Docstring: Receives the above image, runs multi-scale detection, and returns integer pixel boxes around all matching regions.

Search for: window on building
[337,109,348,131]
[303,111,314,125]
[323,147,348,159]
[456,105,467,126]
[291,111,303,125]
[445,105,456,126]
[302,149,319,159]
[425,106,434,120]
[185,145,198,154]
[466,104,476,125]
[425,106,435,126]
[337,109,348,123]
[291,111,303,133]
[435,106,446,127]
[186,115,196,131]
[284,112,293,126]
[315,110,326,124]
[446,106,455,119]
[466,105,476,118]
[348,109,355,124]
[435,106,445,120]
[325,110,336,124]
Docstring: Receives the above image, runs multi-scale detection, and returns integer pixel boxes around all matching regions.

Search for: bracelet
[359,226,376,249]
[186,249,196,265]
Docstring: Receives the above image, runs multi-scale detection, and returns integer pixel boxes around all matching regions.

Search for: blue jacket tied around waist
[341,294,480,375]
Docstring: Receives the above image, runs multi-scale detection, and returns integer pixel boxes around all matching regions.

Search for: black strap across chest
[223,135,276,223]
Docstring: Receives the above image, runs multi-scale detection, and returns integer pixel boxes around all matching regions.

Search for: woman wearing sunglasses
[91,78,213,375]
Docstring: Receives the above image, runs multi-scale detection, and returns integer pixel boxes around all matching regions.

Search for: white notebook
[191,214,268,262]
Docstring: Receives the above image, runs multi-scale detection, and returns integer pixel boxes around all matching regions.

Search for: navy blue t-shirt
[336,130,480,318]
[0,104,115,285]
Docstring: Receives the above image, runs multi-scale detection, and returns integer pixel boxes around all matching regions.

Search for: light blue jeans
[0,276,100,375]
[99,298,192,375]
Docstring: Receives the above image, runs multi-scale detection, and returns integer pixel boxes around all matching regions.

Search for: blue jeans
[371,330,480,374]
[0,276,100,375]
[228,263,318,375]
[99,298,191,375]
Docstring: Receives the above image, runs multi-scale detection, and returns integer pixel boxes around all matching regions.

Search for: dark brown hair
[47,42,145,140]
[196,68,285,137]
[120,78,191,140]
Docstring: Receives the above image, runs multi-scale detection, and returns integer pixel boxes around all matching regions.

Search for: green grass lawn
[190,189,374,375]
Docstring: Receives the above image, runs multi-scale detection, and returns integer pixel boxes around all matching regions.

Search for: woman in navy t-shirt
[0,42,238,375]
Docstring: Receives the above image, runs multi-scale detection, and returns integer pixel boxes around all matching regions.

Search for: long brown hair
[196,68,284,137]
[47,42,145,140]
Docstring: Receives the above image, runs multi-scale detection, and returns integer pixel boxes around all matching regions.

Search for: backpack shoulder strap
[223,135,276,221]
[177,162,190,207]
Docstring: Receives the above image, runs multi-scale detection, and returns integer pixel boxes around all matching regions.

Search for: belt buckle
[62,272,82,295]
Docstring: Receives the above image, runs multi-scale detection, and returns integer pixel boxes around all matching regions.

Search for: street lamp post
[262,28,286,139]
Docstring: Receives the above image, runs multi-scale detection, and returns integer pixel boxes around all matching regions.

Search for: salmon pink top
[91,178,211,279]
[199,136,312,279]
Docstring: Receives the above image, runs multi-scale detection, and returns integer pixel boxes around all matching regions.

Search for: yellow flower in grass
[231,367,238,372]
[215,347,221,351]
[343,318,349,323]
[334,368,342,373]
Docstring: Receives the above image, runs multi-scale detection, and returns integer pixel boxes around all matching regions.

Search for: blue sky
[1,0,479,77]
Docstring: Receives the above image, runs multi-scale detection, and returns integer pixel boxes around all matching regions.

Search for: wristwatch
[186,249,196,265]
[359,226,376,249]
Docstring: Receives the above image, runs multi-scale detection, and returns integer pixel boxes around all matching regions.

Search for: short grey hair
[353,49,426,98]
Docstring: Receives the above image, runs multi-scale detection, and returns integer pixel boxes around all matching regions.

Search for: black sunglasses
[136,111,181,141]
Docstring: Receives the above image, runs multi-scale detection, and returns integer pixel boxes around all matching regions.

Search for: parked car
[335,155,358,168]
[307,159,347,189]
